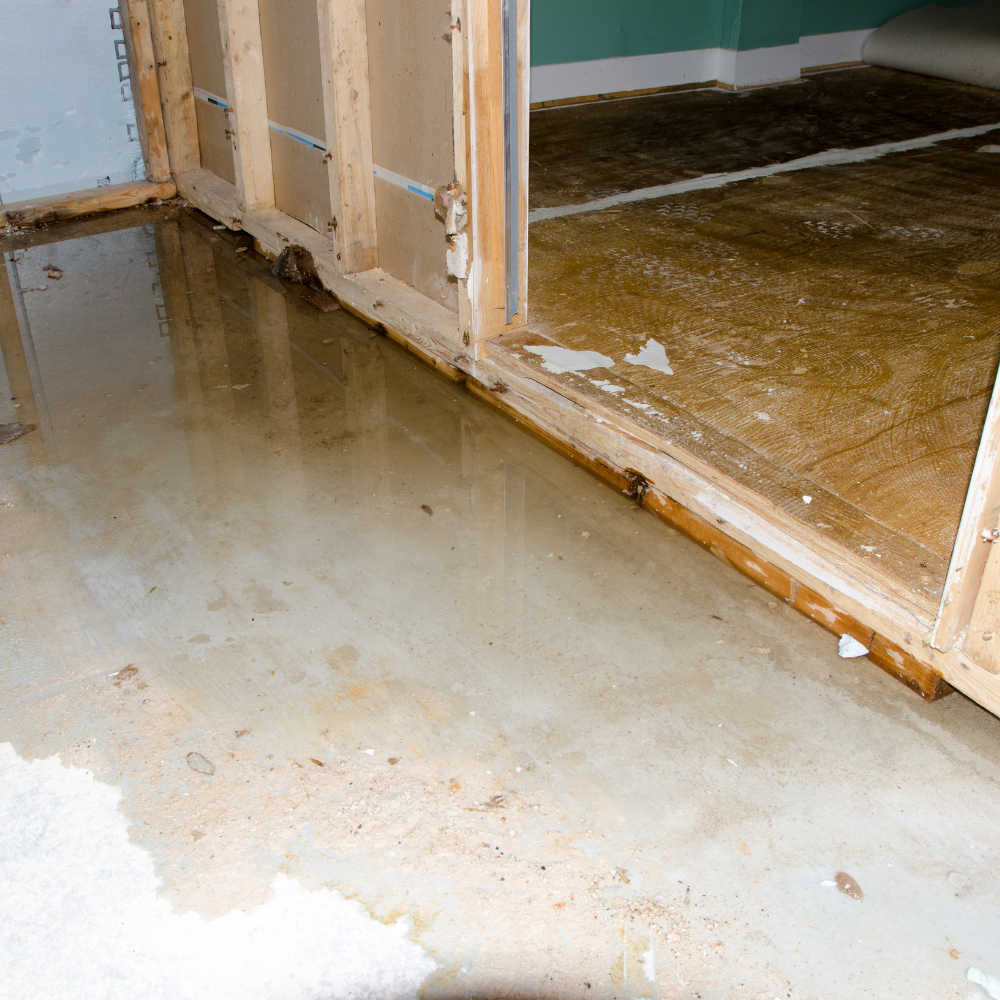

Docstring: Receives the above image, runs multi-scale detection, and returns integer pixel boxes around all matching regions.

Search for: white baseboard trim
[529,49,718,104]
[719,42,802,88]
[800,28,876,69]
[529,29,875,105]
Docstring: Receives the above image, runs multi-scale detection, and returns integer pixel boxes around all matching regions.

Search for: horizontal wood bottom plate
[1,181,177,228]
[172,169,999,713]
[464,378,953,702]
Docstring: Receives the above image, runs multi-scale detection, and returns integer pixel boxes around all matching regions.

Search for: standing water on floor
[1,210,999,1000]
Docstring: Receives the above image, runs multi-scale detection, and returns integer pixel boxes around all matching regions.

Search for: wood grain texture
[961,530,1000,671]
[317,0,377,272]
[463,0,529,349]
[465,0,506,349]
[868,634,954,700]
[466,352,980,706]
[450,0,473,343]
[466,366,951,701]
[936,365,1000,652]
[123,0,171,182]
[146,0,200,173]
[216,0,275,212]
[527,145,1000,590]
[491,330,939,621]
[175,167,241,225]
[0,182,176,228]
[529,67,1000,212]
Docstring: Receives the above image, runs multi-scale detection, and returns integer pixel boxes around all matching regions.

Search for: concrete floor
[2,212,1000,999]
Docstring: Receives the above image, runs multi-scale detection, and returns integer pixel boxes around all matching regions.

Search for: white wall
[0,0,144,205]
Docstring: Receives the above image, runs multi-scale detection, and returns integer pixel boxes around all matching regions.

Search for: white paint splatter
[590,379,627,395]
[524,345,615,374]
[642,947,656,983]
[0,743,434,1000]
[624,339,674,376]
[754,412,771,422]
[838,634,869,659]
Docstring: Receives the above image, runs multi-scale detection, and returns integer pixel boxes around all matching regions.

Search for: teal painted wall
[800,0,972,36]
[531,0,977,66]
[530,0,724,66]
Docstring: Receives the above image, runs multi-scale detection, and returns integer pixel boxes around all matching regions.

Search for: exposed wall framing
[7,0,1000,721]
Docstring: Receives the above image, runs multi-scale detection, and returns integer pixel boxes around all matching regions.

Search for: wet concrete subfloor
[1,210,999,998]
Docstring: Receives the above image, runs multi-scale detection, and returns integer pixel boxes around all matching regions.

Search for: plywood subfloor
[521,71,1000,607]
[530,67,1000,211]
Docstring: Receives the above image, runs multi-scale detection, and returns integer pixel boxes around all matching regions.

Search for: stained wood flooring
[519,68,1000,606]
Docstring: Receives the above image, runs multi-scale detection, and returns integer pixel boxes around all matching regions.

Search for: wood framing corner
[122,0,171,183]
[146,0,201,174]
[464,0,529,351]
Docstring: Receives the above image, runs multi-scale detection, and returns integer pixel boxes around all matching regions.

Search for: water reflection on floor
[2,210,999,999]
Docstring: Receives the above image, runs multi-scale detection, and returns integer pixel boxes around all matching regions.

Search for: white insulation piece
[969,967,1000,1000]
[864,1,1000,92]
[838,634,870,659]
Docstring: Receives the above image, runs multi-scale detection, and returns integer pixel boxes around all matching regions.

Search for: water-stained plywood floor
[519,67,1000,606]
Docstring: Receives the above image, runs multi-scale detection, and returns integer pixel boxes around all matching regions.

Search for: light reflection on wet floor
[1,210,999,998]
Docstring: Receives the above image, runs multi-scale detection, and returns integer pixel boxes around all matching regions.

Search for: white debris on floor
[838,633,870,658]
[624,338,674,375]
[0,744,435,1000]
[970,967,1000,1000]
[524,344,615,373]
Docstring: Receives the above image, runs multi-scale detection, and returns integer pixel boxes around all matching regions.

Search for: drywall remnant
[437,181,469,279]
[524,345,614,374]
[969,967,1000,999]
[838,634,869,658]
[624,338,674,375]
